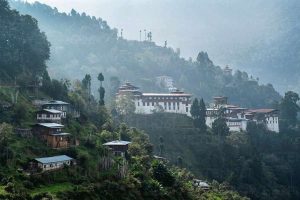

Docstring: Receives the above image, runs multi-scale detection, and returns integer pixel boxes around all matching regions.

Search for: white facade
[206,97,279,133]
[117,82,192,116]
[134,94,191,116]
[35,155,74,172]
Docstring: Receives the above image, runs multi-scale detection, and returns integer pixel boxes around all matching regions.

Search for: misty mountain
[8,0,281,108]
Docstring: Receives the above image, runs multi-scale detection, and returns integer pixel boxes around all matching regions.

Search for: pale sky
[24,0,280,66]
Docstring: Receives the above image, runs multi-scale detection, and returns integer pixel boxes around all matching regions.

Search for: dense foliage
[126,108,300,200]
[8,0,282,107]
[0,0,50,84]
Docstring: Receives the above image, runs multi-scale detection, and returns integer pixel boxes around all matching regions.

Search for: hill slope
[8,0,282,108]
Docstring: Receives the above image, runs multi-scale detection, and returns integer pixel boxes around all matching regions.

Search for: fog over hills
[22,0,300,93]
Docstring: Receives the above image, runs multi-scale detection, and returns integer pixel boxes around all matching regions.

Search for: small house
[42,100,69,118]
[32,123,64,139]
[193,179,210,190]
[103,140,131,156]
[33,155,75,172]
[32,123,71,148]
[37,109,62,123]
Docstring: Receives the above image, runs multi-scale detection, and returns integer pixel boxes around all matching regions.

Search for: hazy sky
[25,0,280,67]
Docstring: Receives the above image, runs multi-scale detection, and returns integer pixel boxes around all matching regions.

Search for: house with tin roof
[33,155,75,172]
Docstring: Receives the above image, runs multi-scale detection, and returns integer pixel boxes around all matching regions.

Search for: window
[152,102,154,106]
[147,102,149,106]
[186,107,189,112]
[138,102,140,106]
[143,102,145,106]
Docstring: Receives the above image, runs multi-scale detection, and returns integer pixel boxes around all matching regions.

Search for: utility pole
[139,30,141,41]
[144,29,147,41]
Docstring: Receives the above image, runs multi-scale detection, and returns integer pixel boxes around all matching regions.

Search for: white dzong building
[206,96,279,133]
[117,82,192,116]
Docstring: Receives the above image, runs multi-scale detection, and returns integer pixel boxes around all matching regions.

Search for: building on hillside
[42,100,69,118]
[206,96,279,133]
[117,82,192,116]
[32,155,75,172]
[103,140,131,157]
[193,179,210,190]
[245,109,279,132]
[36,109,62,123]
[32,123,71,148]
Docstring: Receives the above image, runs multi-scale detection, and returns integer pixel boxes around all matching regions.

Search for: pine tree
[98,73,105,105]
[190,98,207,132]
[199,98,207,131]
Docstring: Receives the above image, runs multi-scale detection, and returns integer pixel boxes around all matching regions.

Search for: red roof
[248,109,277,114]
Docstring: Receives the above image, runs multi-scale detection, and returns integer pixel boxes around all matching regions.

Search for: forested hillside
[0,1,249,199]
[126,112,300,200]
[8,0,282,108]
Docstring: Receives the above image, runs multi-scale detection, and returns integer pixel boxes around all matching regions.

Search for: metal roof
[38,109,62,114]
[44,100,69,105]
[36,123,64,128]
[103,140,131,146]
[142,93,192,97]
[35,155,73,164]
[49,132,70,136]
[248,109,277,114]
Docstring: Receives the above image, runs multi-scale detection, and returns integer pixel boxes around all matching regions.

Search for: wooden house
[32,123,70,149]
[42,100,69,118]
[103,140,131,156]
[36,109,62,123]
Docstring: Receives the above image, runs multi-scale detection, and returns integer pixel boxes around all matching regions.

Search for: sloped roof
[248,109,277,114]
[35,155,73,164]
[49,132,70,136]
[38,109,62,114]
[35,123,64,128]
[103,140,131,146]
[44,100,69,105]
[142,93,192,97]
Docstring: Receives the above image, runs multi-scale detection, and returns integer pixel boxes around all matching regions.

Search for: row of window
[37,114,61,118]
[145,96,189,100]
[43,161,70,168]
[138,101,189,107]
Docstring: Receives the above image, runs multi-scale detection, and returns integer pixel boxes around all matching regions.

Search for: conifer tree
[98,73,105,105]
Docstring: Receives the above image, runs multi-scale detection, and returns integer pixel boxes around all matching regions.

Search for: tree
[212,117,229,136]
[280,91,300,130]
[152,161,175,187]
[82,74,91,101]
[199,98,207,131]
[190,98,206,131]
[98,73,105,105]
[115,94,136,116]
[190,98,200,118]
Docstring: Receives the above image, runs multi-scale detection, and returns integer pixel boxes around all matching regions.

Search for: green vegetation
[3,0,300,199]
[126,108,300,200]
[8,0,281,108]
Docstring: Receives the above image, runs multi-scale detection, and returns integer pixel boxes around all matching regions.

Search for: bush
[4,182,14,193]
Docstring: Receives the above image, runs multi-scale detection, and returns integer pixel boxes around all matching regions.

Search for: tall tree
[82,74,91,102]
[199,98,207,131]
[190,98,207,131]
[280,91,300,130]
[98,73,105,105]
[212,116,229,136]
[190,98,200,119]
